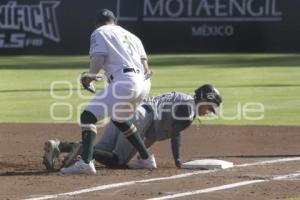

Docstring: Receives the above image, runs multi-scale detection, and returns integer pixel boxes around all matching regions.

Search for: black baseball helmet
[194,84,222,113]
[96,9,116,25]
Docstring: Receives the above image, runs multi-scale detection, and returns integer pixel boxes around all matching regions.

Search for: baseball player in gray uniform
[43,84,222,169]
[59,9,154,175]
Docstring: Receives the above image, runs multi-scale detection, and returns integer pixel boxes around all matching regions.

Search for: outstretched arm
[171,132,182,168]
[170,103,195,168]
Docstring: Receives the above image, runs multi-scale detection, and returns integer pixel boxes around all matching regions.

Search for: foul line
[24,170,213,200]
[24,157,300,200]
[235,156,300,167]
[147,172,300,200]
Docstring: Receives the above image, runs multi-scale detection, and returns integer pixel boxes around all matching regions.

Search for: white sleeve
[89,31,108,57]
[89,54,105,74]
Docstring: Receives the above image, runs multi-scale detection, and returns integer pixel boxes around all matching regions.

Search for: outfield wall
[0,0,299,54]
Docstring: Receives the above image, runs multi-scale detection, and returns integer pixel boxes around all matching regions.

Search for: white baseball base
[181,159,234,170]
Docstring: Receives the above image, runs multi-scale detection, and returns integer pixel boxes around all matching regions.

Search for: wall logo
[142,0,282,21]
[0,1,61,48]
[117,0,282,37]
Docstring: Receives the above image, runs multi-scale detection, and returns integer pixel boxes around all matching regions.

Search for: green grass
[0,54,299,125]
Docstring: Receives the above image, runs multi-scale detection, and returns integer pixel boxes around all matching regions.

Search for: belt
[142,104,153,114]
[108,68,140,83]
[123,68,140,74]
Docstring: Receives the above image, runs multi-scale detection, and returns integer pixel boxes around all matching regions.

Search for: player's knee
[80,110,97,125]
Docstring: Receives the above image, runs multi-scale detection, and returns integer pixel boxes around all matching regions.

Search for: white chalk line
[24,170,214,200]
[146,172,300,200]
[235,157,300,167]
[24,156,300,200]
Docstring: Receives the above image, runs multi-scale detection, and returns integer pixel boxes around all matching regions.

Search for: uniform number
[122,35,135,57]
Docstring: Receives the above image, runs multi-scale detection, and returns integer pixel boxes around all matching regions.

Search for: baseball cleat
[62,143,82,168]
[60,158,96,175]
[43,139,60,170]
[127,154,157,169]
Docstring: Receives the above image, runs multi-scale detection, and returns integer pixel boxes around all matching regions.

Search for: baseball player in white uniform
[60,9,154,175]
[43,85,222,170]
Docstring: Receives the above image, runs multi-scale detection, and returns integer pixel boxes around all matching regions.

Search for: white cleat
[127,154,157,169]
[43,139,60,170]
[60,158,96,175]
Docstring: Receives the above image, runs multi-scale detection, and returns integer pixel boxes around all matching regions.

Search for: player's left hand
[144,71,153,80]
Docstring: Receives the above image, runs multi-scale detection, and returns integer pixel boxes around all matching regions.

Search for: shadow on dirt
[0,170,58,176]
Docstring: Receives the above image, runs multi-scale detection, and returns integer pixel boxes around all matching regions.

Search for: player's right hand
[80,72,103,93]
[175,159,182,168]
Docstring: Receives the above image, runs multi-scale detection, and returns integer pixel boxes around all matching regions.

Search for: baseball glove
[80,72,103,93]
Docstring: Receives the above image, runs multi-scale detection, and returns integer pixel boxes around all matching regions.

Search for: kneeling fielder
[43,84,222,169]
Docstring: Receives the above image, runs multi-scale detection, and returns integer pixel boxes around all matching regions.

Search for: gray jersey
[94,91,196,166]
[143,92,196,141]
[143,92,196,165]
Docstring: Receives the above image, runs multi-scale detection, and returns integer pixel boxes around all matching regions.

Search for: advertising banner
[0,0,299,54]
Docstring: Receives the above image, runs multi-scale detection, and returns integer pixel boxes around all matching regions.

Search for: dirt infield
[1,124,300,200]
